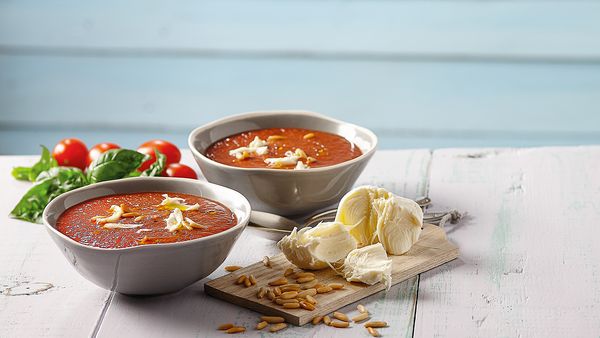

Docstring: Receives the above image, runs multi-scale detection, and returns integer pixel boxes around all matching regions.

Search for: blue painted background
[1,0,599,155]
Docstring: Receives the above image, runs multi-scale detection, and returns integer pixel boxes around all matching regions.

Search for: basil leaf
[87,149,147,183]
[12,146,57,182]
[10,167,88,223]
[141,150,166,177]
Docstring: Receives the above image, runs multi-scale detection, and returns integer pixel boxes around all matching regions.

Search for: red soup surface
[56,192,237,249]
[205,128,363,169]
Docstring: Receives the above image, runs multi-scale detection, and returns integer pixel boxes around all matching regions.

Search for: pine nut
[225,326,246,334]
[323,315,332,325]
[273,287,282,296]
[244,278,252,287]
[268,135,286,142]
[352,312,369,323]
[269,323,288,332]
[297,276,315,283]
[281,285,301,292]
[328,283,344,290]
[249,274,257,285]
[267,290,276,300]
[257,287,266,299]
[331,321,350,328]
[224,266,241,272]
[218,323,234,330]
[275,298,299,305]
[364,321,388,328]
[300,280,319,289]
[311,316,323,325]
[295,272,315,278]
[305,295,317,305]
[333,312,349,322]
[298,289,317,297]
[133,215,144,222]
[260,316,285,324]
[283,302,301,309]
[269,278,288,286]
[316,286,333,294]
[280,291,298,299]
[303,133,315,139]
[357,304,367,313]
[283,268,294,276]
[256,321,268,330]
[300,301,315,311]
[314,283,325,289]
[367,327,381,337]
[262,256,271,268]
[236,275,246,284]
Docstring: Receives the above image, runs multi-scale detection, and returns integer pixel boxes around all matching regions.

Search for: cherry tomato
[137,139,181,171]
[52,138,88,170]
[165,163,198,179]
[86,142,120,166]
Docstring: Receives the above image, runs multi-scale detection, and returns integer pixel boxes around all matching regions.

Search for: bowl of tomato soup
[188,110,377,216]
[43,177,250,295]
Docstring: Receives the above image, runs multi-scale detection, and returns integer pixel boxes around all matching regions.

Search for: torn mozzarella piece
[102,223,143,229]
[159,194,200,211]
[342,243,392,289]
[265,148,307,168]
[92,205,124,224]
[164,208,207,232]
[136,228,152,233]
[335,186,423,255]
[228,136,268,160]
[294,161,309,170]
[277,221,357,270]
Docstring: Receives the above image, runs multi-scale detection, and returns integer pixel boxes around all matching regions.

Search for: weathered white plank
[95,149,431,337]
[0,156,110,337]
[414,146,600,337]
[1,1,599,58]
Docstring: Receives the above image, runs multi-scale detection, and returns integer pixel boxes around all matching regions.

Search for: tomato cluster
[51,138,197,179]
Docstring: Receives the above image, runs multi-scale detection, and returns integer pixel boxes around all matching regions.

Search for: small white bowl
[188,110,377,216]
[43,177,251,295]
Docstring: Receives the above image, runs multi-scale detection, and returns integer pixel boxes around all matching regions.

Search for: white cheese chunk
[265,148,307,168]
[342,243,392,289]
[159,194,200,211]
[294,161,309,170]
[136,228,152,233]
[164,208,207,232]
[102,223,143,229]
[277,221,357,270]
[228,136,269,159]
[91,205,123,224]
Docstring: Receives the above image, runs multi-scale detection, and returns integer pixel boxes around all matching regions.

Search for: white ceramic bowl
[43,177,251,295]
[188,110,377,216]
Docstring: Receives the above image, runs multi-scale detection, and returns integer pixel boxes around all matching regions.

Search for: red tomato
[137,139,181,171]
[86,142,120,166]
[52,138,88,170]
[165,163,198,179]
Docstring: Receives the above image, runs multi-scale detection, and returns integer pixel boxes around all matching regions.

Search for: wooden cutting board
[205,223,459,326]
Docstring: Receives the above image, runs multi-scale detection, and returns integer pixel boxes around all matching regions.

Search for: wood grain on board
[205,224,458,326]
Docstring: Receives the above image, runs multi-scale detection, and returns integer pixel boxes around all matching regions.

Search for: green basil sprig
[87,149,148,183]
[11,146,57,182]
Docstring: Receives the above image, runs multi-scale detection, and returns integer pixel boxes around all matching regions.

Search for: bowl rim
[42,177,251,253]
[187,110,378,174]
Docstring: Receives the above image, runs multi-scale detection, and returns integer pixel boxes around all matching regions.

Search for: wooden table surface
[1,147,599,337]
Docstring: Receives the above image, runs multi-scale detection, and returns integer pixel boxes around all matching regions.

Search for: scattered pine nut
[283,302,300,309]
[249,274,257,285]
[280,291,299,299]
[133,215,144,222]
[262,256,271,268]
[295,272,315,278]
[273,287,282,296]
[267,135,286,142]
[280,284,301,292]
[269,277,288,286]
[260,316,285,324]
[257,287,266,299]
[244,278,252,288]
[352,312,369,323]
[300,280,319,289]
[297,276,316,283]
[298,289,317,297]
[283,268,294,277]
[225,326,246,334]
[305,294,317,305]
[364,321,388,328]
[333,312,349,322]
[218,323,234,330]
[256,321,268,330]
[303,133,315,139]
[300,301,315,311]
[269,323,288,332]
[323,315,332,325]
[328,283,344,290]
[236,275,247,284]
[331,321,350,328]
[357,304,367,313]
[316,286,333,294]
[314,283,325,289]
[367,327,381,337]
[275,298,299,305]
[225,266,241,272]
[311,316,323,325]
[267,290,276,300]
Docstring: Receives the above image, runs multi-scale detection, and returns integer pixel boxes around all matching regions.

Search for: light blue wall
[1,0,599,154]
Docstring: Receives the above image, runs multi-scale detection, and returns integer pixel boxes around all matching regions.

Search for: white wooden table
[1,147,599,337]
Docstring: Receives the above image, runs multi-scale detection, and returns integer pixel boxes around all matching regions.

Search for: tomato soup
[56,192,237,249]
[205,128,362,169]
